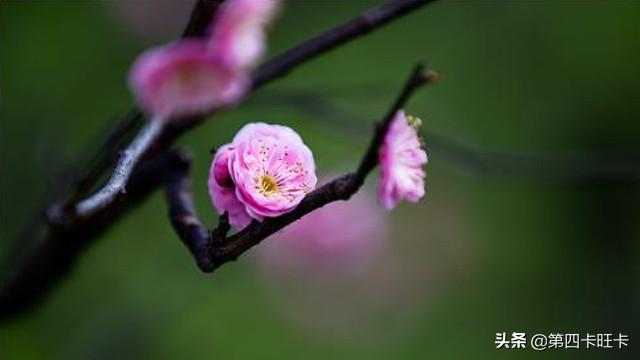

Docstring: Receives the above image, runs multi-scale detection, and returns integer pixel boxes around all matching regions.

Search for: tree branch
[0,0,436,321]
[254,88,640,183]
[182,0,221,38]
[61,0,223,207]
[164,155,216,272]
[165,64,436,272]
[252,0,437,88]
[72,120,165,219]
[356,67,438,179]
[62,0,435,223]
[0,150,192,320]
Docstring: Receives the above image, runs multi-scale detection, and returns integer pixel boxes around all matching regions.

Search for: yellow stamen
[406,115,423,129]
[259,175,279,196]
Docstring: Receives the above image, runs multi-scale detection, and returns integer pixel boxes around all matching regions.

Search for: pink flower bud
[128,40,248,119]
[208,0,280,71]
[378,110,428,209]
[208,123,317,229]
[208,144,253,229]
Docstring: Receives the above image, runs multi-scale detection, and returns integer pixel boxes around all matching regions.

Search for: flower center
[259,175,279,196]
[177,66,203,88]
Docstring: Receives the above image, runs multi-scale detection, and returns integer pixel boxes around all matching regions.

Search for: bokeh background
[1,1,639,359]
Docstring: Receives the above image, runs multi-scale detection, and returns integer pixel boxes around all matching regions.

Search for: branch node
[211,213,230,244]
[173,149,194,169]
[45,204,76,228]
[418,68,440,86]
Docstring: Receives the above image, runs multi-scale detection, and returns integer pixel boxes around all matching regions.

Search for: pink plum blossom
[129,40,247,119]
[378,110,428,210]
[256,188,388,277]
[208,0,280,71]
[208,123,317,229]
[128,0,280,119]
[228,123,317,218]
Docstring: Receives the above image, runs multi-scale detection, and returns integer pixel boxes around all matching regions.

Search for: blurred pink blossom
[128,0,280,119]
[208,0,280,71]
[128,40,247,119]
[379,110,428,210]
[256,188,387,277]
[209,123,317,229]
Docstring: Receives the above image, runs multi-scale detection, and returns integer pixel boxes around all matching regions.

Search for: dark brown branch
[253,0,436,88]
[182,0,221,38]
[164,155,216,272]
[64,0,435,223]
[63,110,144,207]
[4,2,221,297]
[214,173,360,264]
[213,64,433,266]
[0,150,192,320]
[166,64,434,271]
[62,0,223,207]
[256,89,640,183]
[357,67,438,179]
[1,0,436,321]
[73,120,165,219]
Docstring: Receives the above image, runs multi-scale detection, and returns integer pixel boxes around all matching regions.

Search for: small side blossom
[208,123,317,229]
[208,0,280,71]
[129,40,247,119]
[378,110,428,210]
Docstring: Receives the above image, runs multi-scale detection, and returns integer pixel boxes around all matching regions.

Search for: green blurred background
[1,1,639,359]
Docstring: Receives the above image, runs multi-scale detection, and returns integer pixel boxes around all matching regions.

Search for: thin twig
[213,65,432,266]
[63,110,143,207]
[164,64,434,271]
[252,0,436,88]
[255,88,640,183]
[74,120,165,219]
[61,0,223,207]
[356,67,438,179]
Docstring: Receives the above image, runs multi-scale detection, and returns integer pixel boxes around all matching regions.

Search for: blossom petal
[129,40,248,119]
[378,110,428,210]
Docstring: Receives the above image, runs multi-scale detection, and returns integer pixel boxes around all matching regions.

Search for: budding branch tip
[417,69,440,86]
